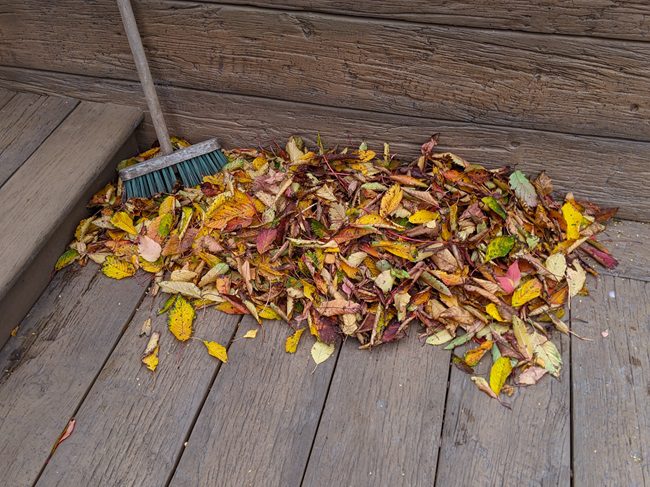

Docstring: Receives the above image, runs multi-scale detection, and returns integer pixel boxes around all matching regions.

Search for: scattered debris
[57,136,618,400]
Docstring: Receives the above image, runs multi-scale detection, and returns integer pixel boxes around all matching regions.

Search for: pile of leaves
[56,135,618,401]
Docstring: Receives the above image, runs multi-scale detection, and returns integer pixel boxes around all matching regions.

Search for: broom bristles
[123,148,228,200]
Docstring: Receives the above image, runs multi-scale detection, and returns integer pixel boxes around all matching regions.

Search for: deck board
[572,275,650,486]
[597,219,650,281]
[302,334,450,486]
[170,318,337,487]
[0,86,15,110]
[435,337,571,486]
[0,266,150,487]
[0,92,77,187]
[37,294,240,487]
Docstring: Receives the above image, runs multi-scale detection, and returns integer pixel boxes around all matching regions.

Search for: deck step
[0,96,142,346]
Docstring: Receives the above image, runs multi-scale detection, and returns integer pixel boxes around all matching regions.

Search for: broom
[116,0,228,200]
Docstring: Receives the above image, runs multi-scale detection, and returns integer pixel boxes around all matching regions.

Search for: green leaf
[444,332,474,350]
[509,170,538,207]
[158,213,173,238]
[481,196,506,219]
[309,219,327,238]
[484,235,516,263]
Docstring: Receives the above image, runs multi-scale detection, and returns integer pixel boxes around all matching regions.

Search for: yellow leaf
[74,217,94,240]
[354,213,396,228]
[168,295,194,342]
[101,255,136,280]
[512,278,542,307]
[243,329,258,339]
[203,340,228,363]
[159,195,176,215]
[142,345,159,372]
[372,240,417,261]
[55,248,79,271]
[177,206,193,238]
[512,316,533,360]
[159,281,202,299]
[408,210,439,224]
[139,257,163,273]
[489,356,513,395]
[110,211,137,235]
[358,149,376,162]
[252,155,267,170]
[464,340,493,367]
[425,329,453,346]
[302,281,316,301]
[311,341,335,364]
[379,184,403,217]
[562,202,583,240]
[258,306,281,320]
[285,328,305,353]
[485,303,506,322]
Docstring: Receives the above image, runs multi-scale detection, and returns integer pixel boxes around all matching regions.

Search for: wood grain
[0,86,15,110]
[571,275,650,486]
[170,318,337,487]
[213,0,650,41]
[2,1,650,140]
[0,92,77,187]
[0,100,142,301]
[596,219,650,282]
[0,265,150,487]
[435,337,570,486]
[1,67,649,222]
[37,295,240,487]
[302,333,449,486]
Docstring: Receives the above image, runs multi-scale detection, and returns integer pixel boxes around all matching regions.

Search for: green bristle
[124,148,230,199]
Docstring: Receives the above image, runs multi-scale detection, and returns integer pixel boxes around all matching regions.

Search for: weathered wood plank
[572,275,650,486]
[213,0,650,41]
[170,318,336,487]
[435,337,570,486]
[596,219,650,282]
[0,86,15,109]
[2,68,649,222]
[37,295,240,487]
[2,1,650,141]
[302,333,449,486]
[0,101,142,302]
[0,92,77,187]
[0,265,150,487]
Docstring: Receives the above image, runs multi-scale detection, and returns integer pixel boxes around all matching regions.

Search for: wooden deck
[0,88,648,486]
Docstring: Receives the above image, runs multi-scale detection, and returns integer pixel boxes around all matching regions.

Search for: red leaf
[256,228,278,254]
[582,245,618,269]
[496,261,521,294]
[420,133,439,156]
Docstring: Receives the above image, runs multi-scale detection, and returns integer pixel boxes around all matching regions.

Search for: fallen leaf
[203,340,228,362]
[379,184,403,217]
[471,376,498,399]
[545,253,567,280]
[311,341,335,364]
[516,366,548,385]
[484,236,516,263]
[285,328,305,353]
[168,296,194,341]
[138,235,162,262]
[426,329,453,346]
[489,356,513,394]
[139,318,152,337]
[55,248,80,271]
[496,261,521,294]
[562,202,583,240]
[566,261,587,297]
[50,418,76,456]
[509,170,538,207]
[243,329,258,339]
[102,256,136,280]
[142,332,160,372]
[159,281,202,299]
[512,278,542,307]
[111,211,138,235]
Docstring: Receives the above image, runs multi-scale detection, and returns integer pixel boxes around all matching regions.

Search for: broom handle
[116,0,173,155]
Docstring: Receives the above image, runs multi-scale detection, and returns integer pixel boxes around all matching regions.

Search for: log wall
[0,0,648,219]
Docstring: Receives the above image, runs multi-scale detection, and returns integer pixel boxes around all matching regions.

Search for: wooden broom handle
[116,0,173,155]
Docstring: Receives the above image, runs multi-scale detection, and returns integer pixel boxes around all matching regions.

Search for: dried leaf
[243,329,258,339]
[168,296,194,342]
[509,170,538,207]
[102,256,136,280]
[489,356,513,394]
[55,248,79,271]
[311,341,335,364]
[203,340,228,363]
[111,211,138,235]
[512,279,542,307]
[159,281,202,299]
[566,261,587,297]
[285,328,305,353]
[545,253,567,280]
[484,236,516,263]
[379,184,403,217]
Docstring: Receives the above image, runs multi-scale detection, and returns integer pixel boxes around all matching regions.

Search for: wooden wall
[0,0,648,220]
